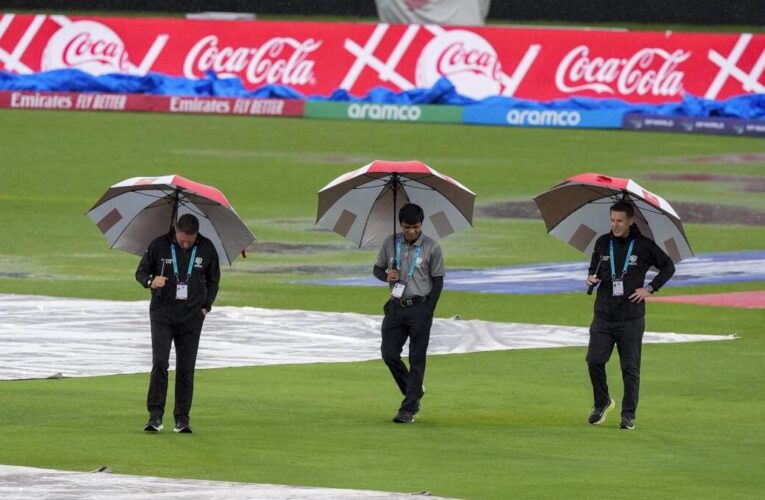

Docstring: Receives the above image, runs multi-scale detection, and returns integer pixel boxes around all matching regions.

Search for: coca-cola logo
[42,21,129,75]
[183,35,321,86]
[555,45,690,97]
[416,30,505,99]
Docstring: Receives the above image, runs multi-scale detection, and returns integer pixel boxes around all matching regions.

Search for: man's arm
[135,243,156,289]
[646,241,676,293]
[373,264,388,282]
[202,245,220,313]
[426,276,443,316]
[586,237,604,289]
[427,243,445,315]
[629,240,676,303]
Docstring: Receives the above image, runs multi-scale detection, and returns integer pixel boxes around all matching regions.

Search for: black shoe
[143,417,163,432]
[588,398,615,425]
[174,418,193,434]
[619,416,635,430]
[392,410,415,424]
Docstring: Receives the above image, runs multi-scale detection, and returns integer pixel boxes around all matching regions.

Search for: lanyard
[171,243,197,280]
[609,239,634,279]
[395,235,422,281]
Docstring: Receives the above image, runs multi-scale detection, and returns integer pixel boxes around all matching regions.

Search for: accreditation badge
[391,281,406,298]
[612,280,624,297]
[176,282,189,300]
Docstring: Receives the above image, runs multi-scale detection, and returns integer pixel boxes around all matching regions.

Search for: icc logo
[42,20,130,75]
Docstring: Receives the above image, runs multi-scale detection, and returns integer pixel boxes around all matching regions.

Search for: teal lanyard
[610,239,634,279]
[395,235,422,281]
[171,243,197,281]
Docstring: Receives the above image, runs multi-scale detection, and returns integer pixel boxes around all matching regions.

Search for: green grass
[0,108,764,498]
[1,306,762,499]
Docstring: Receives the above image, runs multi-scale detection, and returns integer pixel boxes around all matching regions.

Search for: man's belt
[391,296,427,308]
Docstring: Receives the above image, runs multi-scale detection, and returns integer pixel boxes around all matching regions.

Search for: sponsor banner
[463,105,623,128]
[1,14,763,104]
[0,90,305,116]
[623,113,765,137]
[304,101,462,123]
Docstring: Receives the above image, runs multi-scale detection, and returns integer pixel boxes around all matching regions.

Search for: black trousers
[586,316,645,418]
[380,299,433,413]
[147,312,204,422]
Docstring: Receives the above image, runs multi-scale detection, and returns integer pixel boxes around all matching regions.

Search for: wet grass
[0,109,764,498]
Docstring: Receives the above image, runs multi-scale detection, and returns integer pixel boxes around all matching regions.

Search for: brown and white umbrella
[316,160,475,248]
[86,175,255,265]
[533,172,692,263]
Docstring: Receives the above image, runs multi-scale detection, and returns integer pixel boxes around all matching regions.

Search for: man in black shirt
[135,214,220,434]
[585,201,675,430]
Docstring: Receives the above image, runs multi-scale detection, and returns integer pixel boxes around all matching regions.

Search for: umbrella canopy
[316,160,475,248]
[533,173,692,263]
[86,175,255,265]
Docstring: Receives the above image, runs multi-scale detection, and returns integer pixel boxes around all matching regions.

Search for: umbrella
[316,160,475,248]
[533,172,692,263]
[86,175,255,265]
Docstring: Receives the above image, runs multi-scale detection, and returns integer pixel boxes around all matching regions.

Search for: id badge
[391,281,406,299]
[176,282,189,300]
[612,280,624,297]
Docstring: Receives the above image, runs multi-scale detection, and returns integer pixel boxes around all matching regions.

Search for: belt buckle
[401,298,413,307]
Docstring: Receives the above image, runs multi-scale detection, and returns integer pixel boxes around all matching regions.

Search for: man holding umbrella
[135,214,220,434]
[373,203,445,424]
[585,201,675,430]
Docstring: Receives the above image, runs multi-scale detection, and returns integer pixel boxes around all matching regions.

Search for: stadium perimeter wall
[2,0,762,25]
[1,14,763,137]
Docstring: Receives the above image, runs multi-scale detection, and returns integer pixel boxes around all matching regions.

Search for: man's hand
[387,270,400,282]
[585,274,600,287]
[150,276,167,289]
[629,288,651,303]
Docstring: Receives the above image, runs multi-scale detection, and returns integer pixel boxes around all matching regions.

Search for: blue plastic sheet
[1,68,763,119]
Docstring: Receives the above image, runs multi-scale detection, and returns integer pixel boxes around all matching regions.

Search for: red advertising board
[0,13,763,104]
[0,90,305,116]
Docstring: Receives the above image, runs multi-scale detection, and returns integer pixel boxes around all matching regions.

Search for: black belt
[391,296,427,308]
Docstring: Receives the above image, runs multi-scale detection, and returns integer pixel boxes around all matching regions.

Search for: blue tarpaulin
[1,68,763,119]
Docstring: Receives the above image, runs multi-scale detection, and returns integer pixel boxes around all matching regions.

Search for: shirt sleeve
[646,239,675,292]
[375,236,392,269]
[429,242,445,278]
[202,243,221,311]
[588,237,604,276]
[135,240,157,288]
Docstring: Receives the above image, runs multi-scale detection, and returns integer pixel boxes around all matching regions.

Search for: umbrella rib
[177,199,211,221]
[403,176,475,227]
[543,187,622,234]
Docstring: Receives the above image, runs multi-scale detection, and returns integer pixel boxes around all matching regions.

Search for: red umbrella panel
[533,173,692,263]
[86,175,255,266]
[317,160,475,248]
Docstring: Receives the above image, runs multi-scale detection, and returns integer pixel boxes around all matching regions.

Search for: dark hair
[398,203,424,225]
[610,200,635,218]
[176,214,200,234]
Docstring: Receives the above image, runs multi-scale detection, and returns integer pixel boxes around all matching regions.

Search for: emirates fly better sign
[1,13,763,103]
